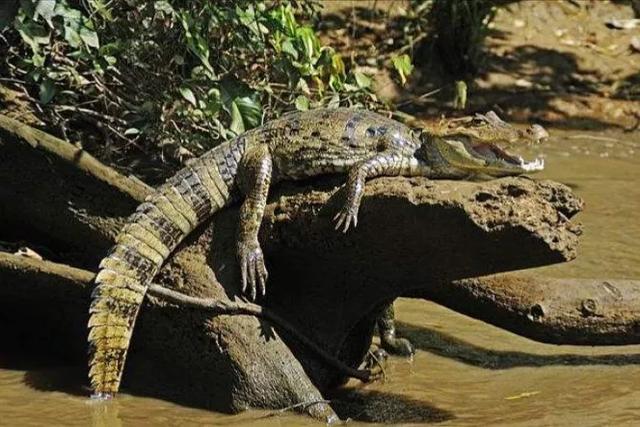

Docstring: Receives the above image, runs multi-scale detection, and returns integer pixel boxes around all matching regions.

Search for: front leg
[237,144,272,300]
[334,152,403,232]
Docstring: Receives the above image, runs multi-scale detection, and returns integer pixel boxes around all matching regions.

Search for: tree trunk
[0,118,593,419]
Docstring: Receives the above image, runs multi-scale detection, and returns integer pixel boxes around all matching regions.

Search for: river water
[1,129,639,426]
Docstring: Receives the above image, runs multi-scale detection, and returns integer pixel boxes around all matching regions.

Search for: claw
[257,271,265,297]
[258,257,267,297]
[240,254,248,294]
[248,256,256,300]
[334,213,345,231]
[342,215,350,233]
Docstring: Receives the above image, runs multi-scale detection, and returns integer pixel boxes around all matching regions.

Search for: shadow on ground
[397,321,640,369]
[327,388,454,424]
[320,4,640,131]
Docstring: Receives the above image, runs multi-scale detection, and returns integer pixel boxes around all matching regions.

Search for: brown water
[1,129,640,426]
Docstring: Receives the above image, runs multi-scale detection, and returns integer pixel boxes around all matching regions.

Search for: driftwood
[1,114,623,420]
[416,275,640,345]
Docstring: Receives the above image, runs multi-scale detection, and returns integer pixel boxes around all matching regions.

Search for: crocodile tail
[87,142,243,396]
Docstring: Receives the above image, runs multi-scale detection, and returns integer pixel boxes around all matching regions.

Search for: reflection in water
[90,400,123,427]
[1,130,639,425]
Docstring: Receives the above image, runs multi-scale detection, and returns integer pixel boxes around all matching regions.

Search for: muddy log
[418,274,640,345]
[0,124,585,417]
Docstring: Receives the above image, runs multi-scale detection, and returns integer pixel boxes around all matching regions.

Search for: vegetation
[1,0,382,178]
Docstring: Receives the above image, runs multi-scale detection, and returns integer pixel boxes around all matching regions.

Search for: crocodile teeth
[519,157,545,171]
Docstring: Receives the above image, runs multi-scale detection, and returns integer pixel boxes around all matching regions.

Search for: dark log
[418,274,640,345]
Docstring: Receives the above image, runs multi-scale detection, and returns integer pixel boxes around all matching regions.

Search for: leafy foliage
[391,54,414,86]
[1,0,378,178]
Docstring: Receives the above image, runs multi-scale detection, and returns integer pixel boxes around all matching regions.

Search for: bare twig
[0,114,153,202]
[54,105,129,126]
[146,284,373,382]
[263,399,332,417]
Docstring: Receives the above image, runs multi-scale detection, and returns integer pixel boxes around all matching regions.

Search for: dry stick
[0,114,152,202]
[146,284,373,382]
[263,399,332,418]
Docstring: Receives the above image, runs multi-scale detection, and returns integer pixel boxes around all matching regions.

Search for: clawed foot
[333,205,359,233]
[364,347,388,381]
[380,334,415,357]
[238,241,268,301]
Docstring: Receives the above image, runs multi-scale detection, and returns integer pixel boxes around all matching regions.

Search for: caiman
[88,108,547,398]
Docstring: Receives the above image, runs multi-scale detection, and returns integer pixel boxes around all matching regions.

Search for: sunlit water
[1,129,639,426]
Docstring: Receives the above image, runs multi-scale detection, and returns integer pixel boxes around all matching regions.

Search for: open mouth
[470,142,545,171]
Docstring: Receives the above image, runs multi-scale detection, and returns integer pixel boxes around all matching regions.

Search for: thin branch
[146,284,373,382]
[263,399,332,417]
[0,114,152,202]
[54,105,129,126]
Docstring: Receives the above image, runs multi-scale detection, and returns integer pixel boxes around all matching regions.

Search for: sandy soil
[321,0,640,130]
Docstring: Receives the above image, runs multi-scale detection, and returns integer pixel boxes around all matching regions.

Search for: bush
[1,0,378,176]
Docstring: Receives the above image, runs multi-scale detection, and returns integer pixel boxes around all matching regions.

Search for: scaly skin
[88,108,545,397]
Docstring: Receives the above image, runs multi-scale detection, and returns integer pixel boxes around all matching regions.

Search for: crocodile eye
[366,126,387,138]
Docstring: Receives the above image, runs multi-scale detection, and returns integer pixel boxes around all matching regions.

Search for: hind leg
[377,300,415,357]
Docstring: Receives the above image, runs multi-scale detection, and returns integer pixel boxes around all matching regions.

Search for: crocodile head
[417,126,547,177]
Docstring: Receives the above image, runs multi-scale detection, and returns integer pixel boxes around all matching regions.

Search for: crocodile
[88,108,547,397]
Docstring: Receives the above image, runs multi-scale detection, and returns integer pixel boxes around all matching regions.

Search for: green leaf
[39,78,56,104]
[154,1,174,15]
[329,74,343,92]
[330,53,345,76]
[296,78,310,95]
[62,22,81,48]
[391,54,414,86]
[16,19,50,51]
[34,0,56,27]
[124,128,140,136]
[220,78,262,136]
[234,96,262,129]
[296,26,319,60]
[79,26,99,49]
[354,71,372,89]
[179,86,197,107]
[295,95,309,111]
[228,101,244,135]
[281,39,298,59]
